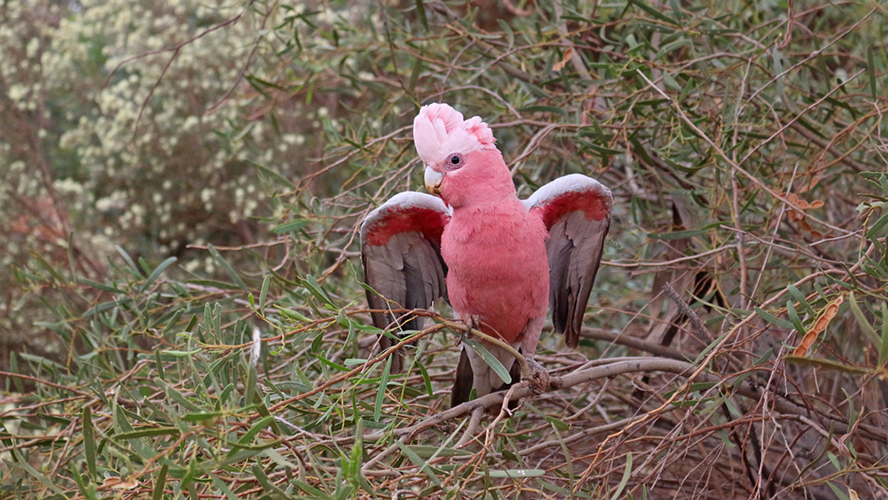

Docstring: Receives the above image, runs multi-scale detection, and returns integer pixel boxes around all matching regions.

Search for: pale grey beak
[424,166,444,195]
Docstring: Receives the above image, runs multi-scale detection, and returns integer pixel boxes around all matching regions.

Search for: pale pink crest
[413,103,496,166]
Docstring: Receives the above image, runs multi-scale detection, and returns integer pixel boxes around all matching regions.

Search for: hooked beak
[424,166,444,196]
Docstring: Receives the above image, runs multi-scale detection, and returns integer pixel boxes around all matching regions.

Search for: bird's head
[413,103,508,206]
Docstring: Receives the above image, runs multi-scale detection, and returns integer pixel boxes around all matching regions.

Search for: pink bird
[361,103,613,406]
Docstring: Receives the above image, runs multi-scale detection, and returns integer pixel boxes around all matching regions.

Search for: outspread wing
[523,174,613,348]
[360,192,450,371]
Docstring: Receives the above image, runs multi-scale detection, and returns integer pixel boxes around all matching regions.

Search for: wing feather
[360,192,450,371]
[524,174,613,348]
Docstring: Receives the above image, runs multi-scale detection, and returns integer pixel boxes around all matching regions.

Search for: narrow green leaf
[208,244,247,291]
[259,274,271,317]
[271,219,309,234]
[415,0,428,31]
[880,302,888,367]
[374,356,392,422]
[463,338,511,385]
[115,245,142,277]
[610,452,632,500]
[248,160,296,188]
[251,464,290,497]
[518,105,568,115]
[316,353,349,371]
[754,307,794,330]
[244,364,257,405]
[83,406,96,480]
[397,441,442,487]
[210,474,240,500]
[78,277,125,294]
[786,301,805,335]
[786,284,816,317]
[276,305,312,322]
[73,468,97,500]
[848,292,879,345]
[783,355,874,374]
[827,481,852,500]
[866,211,888,239]
[141,257,178,292]
[155,349,166,381]
[9,353,22,392]
[12,447,65,494]
[632,0,680,25]
[303,274,334,307]
[115,427,181,439]
[228,415,275,456]
[416,359,434,397]
[488,469,546,478]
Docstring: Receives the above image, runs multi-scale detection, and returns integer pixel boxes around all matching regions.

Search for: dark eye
[446,153,464,169]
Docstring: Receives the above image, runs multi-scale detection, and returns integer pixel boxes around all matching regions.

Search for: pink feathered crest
[413,103,496,165]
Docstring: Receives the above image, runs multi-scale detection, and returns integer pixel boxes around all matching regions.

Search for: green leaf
[488,469,546,478]
[271,219,309,234]
[786,284,816,317]
[78,277,125,294]
[880,302,888,367]
[848,292,879,345]
[786,301,805,335]
[83,406,96,481]
[248,160,296,188]
[648,223,721,240]
[518,105,568,115]
[827,481,852,500]
[276,306,312,322]
[251,463,290,497]
[415,0,428,31]
[783,355,874,374]
[754,307,794,330]
[208,244,247,291]
[632,0,680,25]
[397,441,442,487]
[115,427,181,439]
[141,256,178,292]
[610,452,632,500]
[259,274,271,316]
[416,359,434,398]
[463,338,511,385]
[374,356,392,422]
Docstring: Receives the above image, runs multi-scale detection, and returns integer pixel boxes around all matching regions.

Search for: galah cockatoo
[361,103,613,406]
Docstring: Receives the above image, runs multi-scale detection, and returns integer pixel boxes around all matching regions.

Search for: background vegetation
[1,0,887,498]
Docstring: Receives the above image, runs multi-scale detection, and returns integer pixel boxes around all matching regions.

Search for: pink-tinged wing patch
[523,174,614,348]
[360,192,451,372]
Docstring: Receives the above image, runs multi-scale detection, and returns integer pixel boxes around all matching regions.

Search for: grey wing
[524,174,614,348]
[360,192,450,371]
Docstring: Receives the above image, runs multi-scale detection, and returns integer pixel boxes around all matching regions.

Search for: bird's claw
[521,357,550,394]
[465,315,482,332]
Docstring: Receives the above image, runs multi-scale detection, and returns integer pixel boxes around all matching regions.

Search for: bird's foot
[465,315,483,333]
[521,356,550,395]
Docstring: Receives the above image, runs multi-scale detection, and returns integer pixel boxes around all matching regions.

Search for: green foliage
[2,0,888,498]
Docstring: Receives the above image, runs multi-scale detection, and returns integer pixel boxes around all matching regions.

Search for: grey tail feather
[450,348,474,407]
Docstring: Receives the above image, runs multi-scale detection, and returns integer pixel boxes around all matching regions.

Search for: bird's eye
[446,153,464,170]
